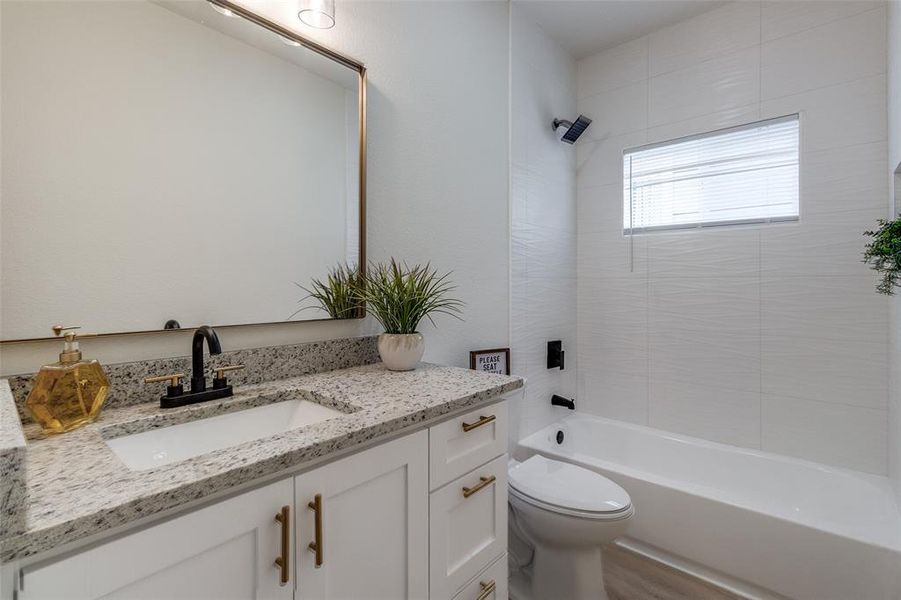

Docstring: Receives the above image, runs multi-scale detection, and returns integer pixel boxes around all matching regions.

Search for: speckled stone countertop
[0,363,522,562]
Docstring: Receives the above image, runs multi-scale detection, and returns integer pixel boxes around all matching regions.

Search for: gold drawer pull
[274,505,290,586]
[462,414,496,432]
[308,494,323,568]
[476,579,496,600]
[462,475,496,498]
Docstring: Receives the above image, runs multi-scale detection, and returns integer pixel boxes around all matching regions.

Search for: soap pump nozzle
[52,324,83,364]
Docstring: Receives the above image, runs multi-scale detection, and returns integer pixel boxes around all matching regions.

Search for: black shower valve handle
[547,340,565,370]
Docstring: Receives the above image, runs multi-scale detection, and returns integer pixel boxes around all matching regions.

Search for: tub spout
[551,394,575,410]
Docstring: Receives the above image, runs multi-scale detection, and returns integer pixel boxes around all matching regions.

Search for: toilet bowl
[508,455,633,600]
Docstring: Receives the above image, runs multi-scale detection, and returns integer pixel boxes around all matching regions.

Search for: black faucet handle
[212,364,245,389]
[547,340,565,370]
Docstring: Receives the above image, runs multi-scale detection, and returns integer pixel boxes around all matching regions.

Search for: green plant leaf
[292,262,363,319]
[863,218,901,295]
[355,258,464,334]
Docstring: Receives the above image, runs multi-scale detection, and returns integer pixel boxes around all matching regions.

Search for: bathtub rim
[517,412,901,553]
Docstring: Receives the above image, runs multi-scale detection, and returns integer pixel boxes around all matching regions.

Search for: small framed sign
[470,347,511,375]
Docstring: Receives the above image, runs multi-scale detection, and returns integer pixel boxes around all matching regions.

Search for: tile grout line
[758,0,764,451]
[645,34,652,426]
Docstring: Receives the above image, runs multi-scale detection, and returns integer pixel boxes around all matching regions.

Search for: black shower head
[552,115,592,144]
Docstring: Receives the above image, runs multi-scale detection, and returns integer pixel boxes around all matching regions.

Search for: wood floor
[602,545,745,600]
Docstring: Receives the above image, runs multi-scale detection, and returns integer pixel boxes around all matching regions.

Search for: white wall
[888,0,901,501]
[576,1,890,474]
[0,1,510,375]
[509,5,578,444]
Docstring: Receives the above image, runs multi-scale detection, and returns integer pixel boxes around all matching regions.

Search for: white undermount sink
[105,400,343,471]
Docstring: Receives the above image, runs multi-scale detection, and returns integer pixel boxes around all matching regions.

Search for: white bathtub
[517,414,901,600]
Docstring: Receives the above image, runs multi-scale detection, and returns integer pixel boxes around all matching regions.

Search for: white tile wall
[762,394,887,473]
[887,0,901,505]
[577,36,648,99]
[579,81,648,140]
[577,1,890,475]
[648,47,760,127]
[761,0,882,42]
[511,6,578,442]
[649,277,761,394]
[650,380,762,448]
[649,2,761,77]
[760,7,886,100]
[761,75,887,153]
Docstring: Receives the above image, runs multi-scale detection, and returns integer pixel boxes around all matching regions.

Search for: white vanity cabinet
[294,430,429,599]
[13,399,511,600]
[428,404,508,600]
[18,478,294,600]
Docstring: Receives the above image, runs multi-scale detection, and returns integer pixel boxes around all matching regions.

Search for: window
[623,115,799,233]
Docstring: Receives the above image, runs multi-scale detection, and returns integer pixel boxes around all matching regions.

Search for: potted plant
[864,218,901,295]
[357,259,464,371]
[293,263,363,320]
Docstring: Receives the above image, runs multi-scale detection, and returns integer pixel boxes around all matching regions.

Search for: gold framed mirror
[0,0,366,342]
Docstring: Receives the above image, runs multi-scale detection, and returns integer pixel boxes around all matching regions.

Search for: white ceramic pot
[378,333,424,371]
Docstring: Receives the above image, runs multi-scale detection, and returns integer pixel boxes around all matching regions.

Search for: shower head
[552,115,592,144]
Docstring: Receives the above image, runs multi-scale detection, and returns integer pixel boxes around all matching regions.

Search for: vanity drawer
[429,401,507,490]
[451,553,507,600]
[429,454,508,600]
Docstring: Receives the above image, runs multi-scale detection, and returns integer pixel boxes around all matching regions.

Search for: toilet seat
[508,455,632,520]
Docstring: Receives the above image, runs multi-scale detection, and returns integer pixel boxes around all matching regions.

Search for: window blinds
[623,114,800,233]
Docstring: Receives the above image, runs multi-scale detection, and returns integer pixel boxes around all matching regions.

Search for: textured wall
[575,1,890,474]
[888,0,901,501]
[0,1,510,375]
[508,5,578,444]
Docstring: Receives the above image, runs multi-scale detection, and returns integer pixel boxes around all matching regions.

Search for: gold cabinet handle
[274,505,290,586]
[308,494,323,568]
[462,475,496,498]
[461,414,496,432]
[476,580,496,600]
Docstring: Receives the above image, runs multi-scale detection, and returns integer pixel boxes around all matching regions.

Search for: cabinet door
[429,454,508,599]
[19,479,293,600]
[295,430,428,600]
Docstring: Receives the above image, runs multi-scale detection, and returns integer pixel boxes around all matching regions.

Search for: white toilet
[508,455,633,600]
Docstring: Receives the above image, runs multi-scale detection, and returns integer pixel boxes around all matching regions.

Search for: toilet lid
[508,455,631,514]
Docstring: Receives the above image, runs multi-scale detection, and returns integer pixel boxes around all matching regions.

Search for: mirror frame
[1,0,367,343]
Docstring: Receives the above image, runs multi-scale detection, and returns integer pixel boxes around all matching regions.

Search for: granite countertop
[0,363,522,561]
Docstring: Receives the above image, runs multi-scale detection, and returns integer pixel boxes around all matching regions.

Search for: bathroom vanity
[0,358,521,600]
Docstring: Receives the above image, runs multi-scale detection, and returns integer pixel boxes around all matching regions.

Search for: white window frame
[622,114,800,235]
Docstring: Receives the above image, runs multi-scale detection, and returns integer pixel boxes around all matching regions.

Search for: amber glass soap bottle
[26,325,110,434]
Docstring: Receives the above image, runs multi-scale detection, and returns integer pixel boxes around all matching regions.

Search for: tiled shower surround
[509,5,579,443]
[573,2,890,474]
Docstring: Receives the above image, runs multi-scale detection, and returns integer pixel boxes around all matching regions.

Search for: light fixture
[209,2,235,17]
[298,0,335,29]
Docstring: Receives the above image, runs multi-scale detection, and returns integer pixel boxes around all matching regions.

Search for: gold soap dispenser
[26,325,110,434]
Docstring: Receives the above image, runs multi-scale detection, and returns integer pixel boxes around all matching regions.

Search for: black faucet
[144,325,244,409]
[551,394,575,410]
[191,325,222,393]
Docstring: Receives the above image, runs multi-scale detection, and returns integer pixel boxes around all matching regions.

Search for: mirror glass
[0,0,363,340]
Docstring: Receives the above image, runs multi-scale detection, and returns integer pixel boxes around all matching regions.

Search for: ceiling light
[298,0,335,29]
